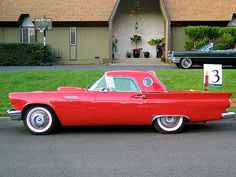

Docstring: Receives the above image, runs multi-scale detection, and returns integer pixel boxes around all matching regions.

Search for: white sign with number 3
[204,64,222,88]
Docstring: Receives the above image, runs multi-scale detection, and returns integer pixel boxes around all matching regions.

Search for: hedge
[0,43,57,66]
[184,26,236,50]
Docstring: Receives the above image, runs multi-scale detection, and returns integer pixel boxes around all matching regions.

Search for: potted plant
[148,37,165,60]
[144,51,150,58]
[132,48,142,58]
[130,34,142,58]
[126,51,132,58]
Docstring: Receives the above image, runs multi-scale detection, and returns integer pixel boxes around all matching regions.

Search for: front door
[94,77,150,125]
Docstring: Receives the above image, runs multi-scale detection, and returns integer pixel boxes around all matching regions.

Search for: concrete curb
[0,117,10,119]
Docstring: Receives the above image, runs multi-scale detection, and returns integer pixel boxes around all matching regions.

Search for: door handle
[132,94,147,99]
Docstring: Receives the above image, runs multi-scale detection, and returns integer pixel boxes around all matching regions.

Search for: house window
[21,28,36,43]
[70,27,77,45]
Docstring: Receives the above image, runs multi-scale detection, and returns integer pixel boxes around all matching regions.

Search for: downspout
[160,0,171,61]
[109,0,120,59]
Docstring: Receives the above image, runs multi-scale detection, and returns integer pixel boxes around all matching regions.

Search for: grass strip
[0,69,235,116]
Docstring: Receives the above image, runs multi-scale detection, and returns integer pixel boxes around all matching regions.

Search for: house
[0,0,116,64]
[0,0,236,64]
[165,0,236,50]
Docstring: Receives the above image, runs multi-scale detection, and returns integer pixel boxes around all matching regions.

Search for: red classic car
[7,70,235,135]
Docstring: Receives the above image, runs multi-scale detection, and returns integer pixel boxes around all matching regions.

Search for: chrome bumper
[171,57,181,64]
[222,112,236,120]
[7,110,22,120]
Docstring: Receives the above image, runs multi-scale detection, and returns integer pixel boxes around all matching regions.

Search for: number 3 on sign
[204,64,222,88]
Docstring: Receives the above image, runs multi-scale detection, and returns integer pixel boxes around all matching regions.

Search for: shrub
[184,26,236,50]
[0,43,57,66]
[222,33,235,48]
[214,43,225,50]
[195,38,209,49]
[184,41,194,51]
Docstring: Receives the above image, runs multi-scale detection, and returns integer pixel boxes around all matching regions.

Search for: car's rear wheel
[23,106,56,135]
[180,58,193,69]
[153,116,186,134]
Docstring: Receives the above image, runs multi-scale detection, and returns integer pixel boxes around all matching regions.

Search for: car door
[94,76,150,125]
[52,90,96,125]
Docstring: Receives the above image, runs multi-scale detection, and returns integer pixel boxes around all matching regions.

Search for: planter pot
[144,53,150,58]
[133,51,140,58]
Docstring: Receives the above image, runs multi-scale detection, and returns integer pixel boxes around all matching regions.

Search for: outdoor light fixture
[21,15,35,28]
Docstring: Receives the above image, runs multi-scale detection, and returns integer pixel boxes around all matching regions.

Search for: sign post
[34,15,52,65]
[204,64,222,90]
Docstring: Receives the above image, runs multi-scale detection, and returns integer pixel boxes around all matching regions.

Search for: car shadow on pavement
[184,121,236,133]
[56,120,236,135]
[57,125,156,135]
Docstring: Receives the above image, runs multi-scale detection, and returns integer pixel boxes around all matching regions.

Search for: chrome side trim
[63,96,80,100]
[152,115,190,122]
[222,112,236,119]
[7,110,22,120]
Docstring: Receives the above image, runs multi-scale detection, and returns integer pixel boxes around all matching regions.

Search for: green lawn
[0,69,235,116]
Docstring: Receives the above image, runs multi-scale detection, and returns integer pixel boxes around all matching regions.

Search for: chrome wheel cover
[157,116,183,132]
[181,58,192,69]
[26,107,52,133]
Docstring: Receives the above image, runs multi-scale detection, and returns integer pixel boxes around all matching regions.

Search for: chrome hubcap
[182,58,192,68]
[30,111,49,129]
[160,116,179,128]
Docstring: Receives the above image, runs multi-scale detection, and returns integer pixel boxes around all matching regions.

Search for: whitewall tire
[23,106,56,135]
[154,116,186,134]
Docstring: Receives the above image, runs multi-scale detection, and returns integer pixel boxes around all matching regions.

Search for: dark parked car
[169,43,236,69]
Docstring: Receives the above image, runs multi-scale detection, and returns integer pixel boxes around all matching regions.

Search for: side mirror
[100,88,110,92]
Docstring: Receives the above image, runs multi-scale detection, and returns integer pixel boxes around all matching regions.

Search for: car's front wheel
[180,58,193,69]
[153,116,186,134]
[23,106,57,135]
[175,63,181,67]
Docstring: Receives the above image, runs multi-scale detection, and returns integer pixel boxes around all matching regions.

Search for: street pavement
[1,118,236,177]
[0,64,234,72]
[0,64,177,72]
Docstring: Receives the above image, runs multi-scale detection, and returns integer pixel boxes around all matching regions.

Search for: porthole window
[143,77,153,87]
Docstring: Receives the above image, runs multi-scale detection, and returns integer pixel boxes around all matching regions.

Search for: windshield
[88,76,107,91]
[199,43,213,51]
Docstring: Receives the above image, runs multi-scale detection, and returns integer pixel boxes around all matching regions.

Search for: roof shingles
[0,0,235,22]
[0,0,116,22]
[165,0,236,21]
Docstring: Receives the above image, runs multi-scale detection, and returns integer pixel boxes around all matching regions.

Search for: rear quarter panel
[147,91,231,122]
